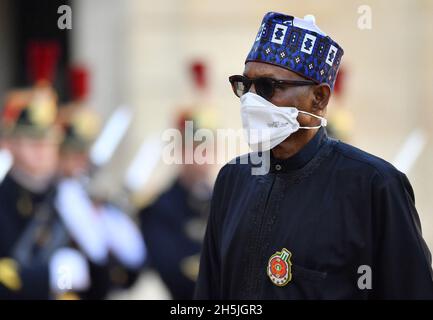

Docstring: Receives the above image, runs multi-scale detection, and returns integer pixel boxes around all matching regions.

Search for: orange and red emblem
[267,248,292,286]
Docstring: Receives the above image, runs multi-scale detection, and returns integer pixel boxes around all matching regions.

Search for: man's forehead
[243,61,306,81]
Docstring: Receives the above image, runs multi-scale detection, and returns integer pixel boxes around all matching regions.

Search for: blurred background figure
[57,107,100,178]
[0,84,90,299]
[55,104,146,299]
[139,109,214,300]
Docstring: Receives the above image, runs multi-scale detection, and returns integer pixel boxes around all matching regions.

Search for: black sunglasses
[228,75,316,101]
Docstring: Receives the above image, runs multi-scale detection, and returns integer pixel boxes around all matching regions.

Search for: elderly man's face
[243,61,330,157]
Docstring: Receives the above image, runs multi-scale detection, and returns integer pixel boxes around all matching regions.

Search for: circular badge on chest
[267,248,292,286]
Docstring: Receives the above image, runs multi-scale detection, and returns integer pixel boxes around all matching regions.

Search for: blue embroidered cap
[246,12,344,90]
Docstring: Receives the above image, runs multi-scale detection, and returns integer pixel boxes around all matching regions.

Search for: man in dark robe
[194,12,433,299]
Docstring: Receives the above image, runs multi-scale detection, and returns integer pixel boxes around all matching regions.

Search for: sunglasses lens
[230,76,250,98]
[235,82,247,97]
[229,76,276,100]
[255,78,274,101]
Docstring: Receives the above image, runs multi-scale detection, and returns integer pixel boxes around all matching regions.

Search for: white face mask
[240,92,327,152]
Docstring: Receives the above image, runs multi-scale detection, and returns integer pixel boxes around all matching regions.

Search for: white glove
[49,248,90,294]
[101,205,146,269]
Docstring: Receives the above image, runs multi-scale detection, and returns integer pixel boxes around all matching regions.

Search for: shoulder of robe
[209,156,251,204]
[221,152,259,178]
[333,141,404,184]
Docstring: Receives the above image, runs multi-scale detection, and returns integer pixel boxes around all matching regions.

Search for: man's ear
[311,84,331,111]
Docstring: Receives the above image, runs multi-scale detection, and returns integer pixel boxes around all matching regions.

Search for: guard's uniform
[0,173,53,299]
[0,85,62,299]
[0,85,91,300]
[55,106,146,299]
[140,179,211,299]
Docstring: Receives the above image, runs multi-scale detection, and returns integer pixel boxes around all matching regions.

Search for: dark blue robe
[195,128,433,299]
